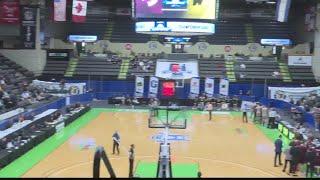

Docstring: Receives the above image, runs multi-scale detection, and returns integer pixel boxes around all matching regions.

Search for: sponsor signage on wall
[288,56,312,66]
[205,77,215,97]
[268,86,320,103]
[219,78,229,96]
[260,39,292,46]
[189,77,200,99]
[135,76,144,97]
[148,76,159,98]
[20,6,37,49]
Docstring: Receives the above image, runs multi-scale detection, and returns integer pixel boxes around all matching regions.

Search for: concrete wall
[312,3,320,80]
[0,8,46,75]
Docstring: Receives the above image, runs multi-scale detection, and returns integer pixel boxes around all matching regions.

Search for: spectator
[282,144,293,174]
[305,146,316,178]
[290,142,300,176]
[274,135,283,167]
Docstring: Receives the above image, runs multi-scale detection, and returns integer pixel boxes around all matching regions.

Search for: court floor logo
[151,133,189,142]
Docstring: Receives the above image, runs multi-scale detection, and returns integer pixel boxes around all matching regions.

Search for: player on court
[206,102,213,121]
[112,131,120,155]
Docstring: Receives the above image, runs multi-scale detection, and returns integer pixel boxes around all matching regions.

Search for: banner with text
[32,80,86,96]
[288,56,312,66]
[148,76,159,98]
[205,77,215,97]
[135,76,144,97]
[268,86,320,103]
[20,6,37,49]
[189,77,200,99]
[219,78,229,96]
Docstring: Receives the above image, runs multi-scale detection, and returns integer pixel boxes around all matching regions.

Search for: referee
[206,102,213,121]
[129,144,135,178]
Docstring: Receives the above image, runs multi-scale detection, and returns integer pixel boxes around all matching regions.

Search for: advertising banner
[205,77,214,97]
[219,78,229,96]
[32,80,86,96]
[268,86,320,103]
[189,77,200,98]
[135,76,144,97]
[288,56,312,66]
[148,76,159,98]
[20,6,37,49]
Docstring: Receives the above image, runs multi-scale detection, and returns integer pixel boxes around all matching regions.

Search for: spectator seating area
[42,59,69,77]
[128,55,157,77]
[1,54,56,114]
[0,104,90,168]
[73,55,121,78]
[234,60,282,81]
[288,66,316,82]
[251,21,294,42]
[199,58,227,78]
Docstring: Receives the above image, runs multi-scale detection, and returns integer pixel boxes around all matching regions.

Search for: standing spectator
[312,105,320,131]
[261,106,269,126]
[112,131,120,155]
[305,146,316,178]
[290,142,300,176]
[282,144,292,174]
[274,135,283,167]
[128,144,135,178]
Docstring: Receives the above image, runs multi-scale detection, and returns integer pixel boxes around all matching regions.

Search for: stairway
[225,61,236,82]
[278,62,292,82]
[103,21,114,40]
[64,58,79,77]
[118,57,131,79]
[245,24,255,43]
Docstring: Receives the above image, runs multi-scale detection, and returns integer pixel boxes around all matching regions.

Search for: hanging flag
[72,0,87,23]
[219,78,229,96]
[149,76,159,98]
[0,0,20,24]
[54,0,66,22]
[205,77,214,97]
[135,76,144,98]
[189,77,200,99]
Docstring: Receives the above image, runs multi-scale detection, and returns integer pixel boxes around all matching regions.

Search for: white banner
[241,101,256,112]
[135,21,215,34]
[268,86,320,103]
[288,56,312,66]
[205,77,215,97]
[148,76,159,98]
[189,77,200,98]
[155,60,199,80]
[32,80,86,96]
[219,79,229,96]
[135,76,144,97]
[54,0,66,21]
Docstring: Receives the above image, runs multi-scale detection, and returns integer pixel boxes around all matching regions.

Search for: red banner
[0,0,20,24]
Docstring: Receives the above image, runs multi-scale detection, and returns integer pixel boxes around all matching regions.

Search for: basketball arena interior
[1,0,320,178]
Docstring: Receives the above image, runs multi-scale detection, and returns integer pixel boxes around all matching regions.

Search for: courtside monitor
[134,0,218,19]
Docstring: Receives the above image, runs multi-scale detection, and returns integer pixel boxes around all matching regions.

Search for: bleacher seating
[251,20,295,42]
[199,58,227,78]
[234,60,282,81]
[73,56,121,78]
[0,53,56,114]
[288,66,316,82]
[42,60,69,76]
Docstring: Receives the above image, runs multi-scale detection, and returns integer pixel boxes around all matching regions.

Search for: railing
[93,146,116,178]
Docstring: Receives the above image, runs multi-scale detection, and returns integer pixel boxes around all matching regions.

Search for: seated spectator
[18,115,25,123]
[272,71,280,78]
[25,112,36,121]
[240,64,246,69]
[0,138,8,150]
